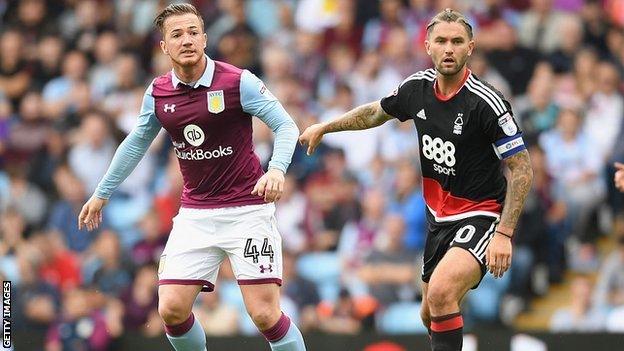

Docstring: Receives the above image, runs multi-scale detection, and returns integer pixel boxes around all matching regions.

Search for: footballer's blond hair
[426,8,473,39]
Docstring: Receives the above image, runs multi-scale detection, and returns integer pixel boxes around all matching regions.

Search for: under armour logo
[259,264,273,273]
[164,104,176,113]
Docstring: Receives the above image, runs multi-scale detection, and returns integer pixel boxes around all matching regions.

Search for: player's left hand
[485,232,512,278]
[252,168,285,203]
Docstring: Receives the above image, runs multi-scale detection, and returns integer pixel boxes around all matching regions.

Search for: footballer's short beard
[436,57,467,76]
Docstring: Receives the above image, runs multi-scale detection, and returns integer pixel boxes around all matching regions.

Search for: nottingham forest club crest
[207,90,225,114]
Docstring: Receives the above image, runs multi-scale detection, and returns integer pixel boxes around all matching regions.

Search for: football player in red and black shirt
[300,8,533,351]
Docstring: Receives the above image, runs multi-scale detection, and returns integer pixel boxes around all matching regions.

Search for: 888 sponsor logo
[422,134,456,176]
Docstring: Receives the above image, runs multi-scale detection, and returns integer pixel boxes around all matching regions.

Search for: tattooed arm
[499,149,534,234]
[322,101,393,132]
[298,101,393,155]
[486,149,533,278]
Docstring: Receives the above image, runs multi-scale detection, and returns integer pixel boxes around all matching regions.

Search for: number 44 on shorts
[244,238,275,263]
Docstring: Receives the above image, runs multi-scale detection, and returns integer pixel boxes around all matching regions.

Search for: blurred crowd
[1,0,624,349]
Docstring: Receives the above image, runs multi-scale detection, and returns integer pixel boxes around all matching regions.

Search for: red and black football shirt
[380,68,526,223]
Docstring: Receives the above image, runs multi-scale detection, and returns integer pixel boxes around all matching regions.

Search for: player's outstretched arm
[299,101,392,155]
[486,149,533,278]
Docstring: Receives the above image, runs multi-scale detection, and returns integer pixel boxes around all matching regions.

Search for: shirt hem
[180,197,267,209]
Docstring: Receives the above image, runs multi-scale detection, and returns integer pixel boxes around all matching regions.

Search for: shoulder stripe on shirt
[469,76,507,112]
[465,82,503,115]
[466,81,507,116]
[405,69,435,80]
[467,76,507,114]
[400,71,434,87]
[467,76,506,113]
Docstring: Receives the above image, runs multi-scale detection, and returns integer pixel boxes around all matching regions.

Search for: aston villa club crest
[207,90,225,114]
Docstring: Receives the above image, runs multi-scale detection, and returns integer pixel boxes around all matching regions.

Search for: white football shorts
[158,203,282,292]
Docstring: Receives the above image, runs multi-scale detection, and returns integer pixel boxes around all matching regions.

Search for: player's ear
[424,40,431,55]
[160,40,169,55]
[203,33,207,49]
[467,40,475,56]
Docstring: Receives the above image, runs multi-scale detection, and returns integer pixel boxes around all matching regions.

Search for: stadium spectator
[0,207,27,281]
[548,15,584,73]
[357,214,419,305]
[82,230,131,298]
[31,35,64,91]
[338,188,386,286]
[35,231,81,293]
[0,29,32,109]
[131,209,167,266]
[484,20,540,95]
[515,63,559,139]
[517,0,573,54]
[45,288,113,351]
[4,166,47,228]
[119,264,161,336]
[281,250,320,332]
[13,244,60,332]
[42,50,89,120]
[388,161,426,253]
[7,91,51,164]
[582,61,624,164]
[321,0,363,59]
[550,275,605,332]
[275,175,308,254]
[362,0,410,51]
[48,165,101,253]
[317,288,368,334]
[68,111,115,194]
[593,233,624,308]
[540,109,604,244]
[194,288,240,336]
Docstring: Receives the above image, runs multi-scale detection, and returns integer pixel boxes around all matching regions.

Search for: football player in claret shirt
[78,4,306,351]
[300,8,533,351]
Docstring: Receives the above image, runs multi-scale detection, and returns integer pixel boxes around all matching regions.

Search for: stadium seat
[377,302,428,334]
[466,273,510,322]
[296,252,341,301]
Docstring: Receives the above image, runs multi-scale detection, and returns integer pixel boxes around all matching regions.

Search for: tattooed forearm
[499,149,533,234]
[322,101,392,133]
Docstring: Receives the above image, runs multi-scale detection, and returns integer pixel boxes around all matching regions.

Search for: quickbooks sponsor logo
[174,146,233,160]
[183,124,205,146]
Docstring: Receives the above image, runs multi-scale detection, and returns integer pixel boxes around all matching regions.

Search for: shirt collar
[171,55,215,89]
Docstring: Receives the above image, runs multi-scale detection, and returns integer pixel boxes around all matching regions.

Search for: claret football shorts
[422,211,499,289]
[158,203,283,292]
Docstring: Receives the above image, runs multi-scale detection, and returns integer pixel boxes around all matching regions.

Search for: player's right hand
[298,123,325,155]
[615,162,624,192]
[78,195,108,231]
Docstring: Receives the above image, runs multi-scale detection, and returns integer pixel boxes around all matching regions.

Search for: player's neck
[173,56,207,84]
[435,67,469,98]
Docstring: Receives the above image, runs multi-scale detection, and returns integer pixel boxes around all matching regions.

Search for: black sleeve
[480,99,521,141]
[479,94,526,159]
[380,79,417,122]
